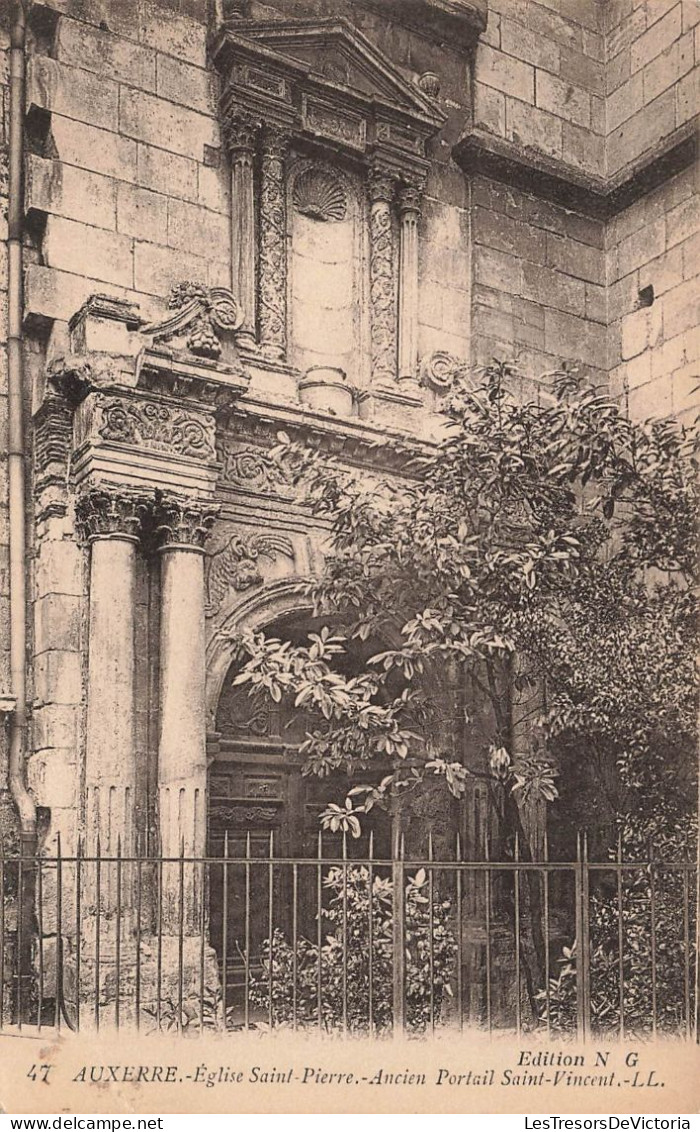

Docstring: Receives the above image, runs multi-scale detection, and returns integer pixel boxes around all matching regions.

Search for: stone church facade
[0,0,697,899]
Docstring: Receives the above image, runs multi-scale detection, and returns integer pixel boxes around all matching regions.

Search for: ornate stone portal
[212,16,446,387]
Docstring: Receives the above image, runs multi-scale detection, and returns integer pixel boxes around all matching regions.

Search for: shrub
[250,865,457,1033]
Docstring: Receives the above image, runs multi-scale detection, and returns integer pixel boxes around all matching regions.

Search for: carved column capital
[223,111,260,157]
[367,165,398,205]
[154,495,220,553]
[260,123,289,162]
[398,175,426,217]
[75,487,151,544]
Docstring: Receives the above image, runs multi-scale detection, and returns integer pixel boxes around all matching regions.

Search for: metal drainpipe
[7,0,37,858]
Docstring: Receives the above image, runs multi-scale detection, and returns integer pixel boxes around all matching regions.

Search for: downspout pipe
[7,0,37,856]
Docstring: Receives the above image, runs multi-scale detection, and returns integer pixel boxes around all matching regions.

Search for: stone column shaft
[227,115,258,347]
[398,183,423,382]
[155,499,217,933]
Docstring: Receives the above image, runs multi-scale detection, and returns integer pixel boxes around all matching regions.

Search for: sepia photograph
[0,0,698,1117]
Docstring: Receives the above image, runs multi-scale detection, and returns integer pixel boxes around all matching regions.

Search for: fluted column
[368,166,399,385]
[258,125,289,359]
[397,178,424,382]
[155,498,218,931]
[77,490,148,873]
[225,113,259,349]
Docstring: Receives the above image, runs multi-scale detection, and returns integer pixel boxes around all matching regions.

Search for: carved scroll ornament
[206,531,295,615]
[419,350,470,393]
[141,282,242,360]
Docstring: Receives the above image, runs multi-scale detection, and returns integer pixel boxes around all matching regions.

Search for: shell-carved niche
[292,168,348,222]
[288,161,366,384]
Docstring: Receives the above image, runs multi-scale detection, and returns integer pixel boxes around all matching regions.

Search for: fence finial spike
[455,829,461,862]
[400,831,405,861]
[246,830,251,859]
[428,829,434,862]
[342,829,347,861]
[117,833,122,858]
[543,829,549,863]
[317,829,323,861]
[368,828,374,861]
[514,829,520,861]
[56,830,62,859]
[485,829,490,863]
[269,829,274,858]
[224,829,229,858]
[180,835,185,859]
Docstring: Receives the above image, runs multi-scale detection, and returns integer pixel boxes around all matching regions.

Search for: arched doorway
[207,612,393,1005]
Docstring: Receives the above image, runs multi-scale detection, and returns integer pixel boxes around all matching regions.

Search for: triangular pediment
[218,17,445,128]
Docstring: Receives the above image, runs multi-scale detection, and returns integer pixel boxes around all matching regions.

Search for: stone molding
[217,441,294,494]
[454,123,697,221]
[368,166,399,384]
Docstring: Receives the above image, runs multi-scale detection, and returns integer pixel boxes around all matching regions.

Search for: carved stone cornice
[75,488,152,544]
[213,18,446,177]
[154,496,220,553]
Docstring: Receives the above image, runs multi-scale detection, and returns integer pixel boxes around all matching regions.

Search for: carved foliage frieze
[218,442,295,493]
[98,397,216,461]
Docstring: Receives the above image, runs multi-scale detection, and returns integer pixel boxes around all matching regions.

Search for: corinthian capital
[368,166,397,206]
[223,111,260,156]
[75,488,151,544]
[154,495,220,552]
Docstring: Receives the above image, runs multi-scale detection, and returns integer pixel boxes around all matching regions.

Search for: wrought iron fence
[0,833,696,1039]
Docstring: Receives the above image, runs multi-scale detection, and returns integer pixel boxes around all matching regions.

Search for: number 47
[27,1065,52,1084]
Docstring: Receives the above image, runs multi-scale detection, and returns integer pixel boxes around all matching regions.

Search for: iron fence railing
[0,833,697,1039]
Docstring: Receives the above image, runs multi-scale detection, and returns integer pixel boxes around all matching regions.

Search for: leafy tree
[232,363,697,857]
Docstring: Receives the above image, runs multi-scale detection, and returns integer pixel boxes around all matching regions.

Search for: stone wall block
[630,4,682,71]
[117,181,169,243]
[26,156,118,232]
[476,43,535,102]
[42,215,134,289]
[27,55,119,133]
[51,115,139,183]
[55,19,157,92]
[535,71,591,127]
[34,651,84,707]
[119,88,218,162]
[506,98,563,159]
[547,233,605,284]
[34,593,82,655]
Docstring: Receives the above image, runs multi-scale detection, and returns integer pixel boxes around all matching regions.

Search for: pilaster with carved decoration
[258,126,289,360]
[368,167,399,385]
